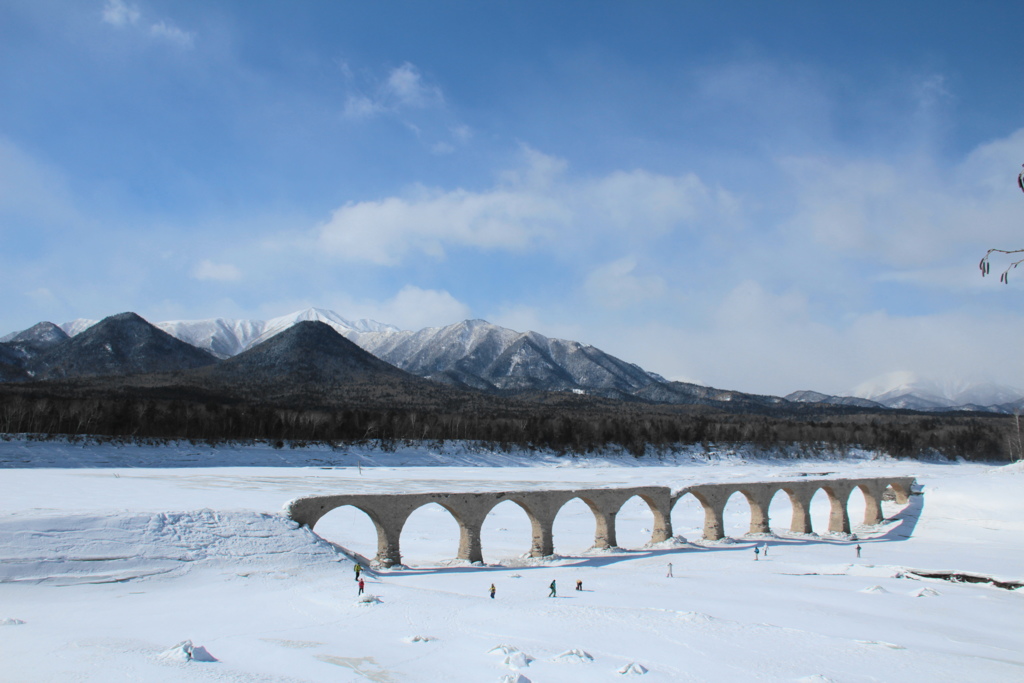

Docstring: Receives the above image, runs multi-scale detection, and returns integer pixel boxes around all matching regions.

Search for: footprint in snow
[553,649,594,663]
[617,661,648,675]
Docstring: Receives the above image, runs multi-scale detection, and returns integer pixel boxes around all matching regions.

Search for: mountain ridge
[4,308,1021,413]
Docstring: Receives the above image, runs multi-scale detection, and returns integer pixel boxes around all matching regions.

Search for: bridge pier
[741,488,774,535]
[859,482,886,526]
[784,486,816,534]
[687,486,729,541]
[821,483,854,534]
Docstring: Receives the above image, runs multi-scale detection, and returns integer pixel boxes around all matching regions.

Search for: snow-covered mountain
[156,308,400,359]
[346,318,661,394]
[852,372,1024,411]
[5,308,1024,413]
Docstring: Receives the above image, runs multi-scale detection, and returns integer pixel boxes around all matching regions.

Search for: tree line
[0,391,1016,461]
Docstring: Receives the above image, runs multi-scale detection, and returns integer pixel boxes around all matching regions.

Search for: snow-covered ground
[1,439,1021,682]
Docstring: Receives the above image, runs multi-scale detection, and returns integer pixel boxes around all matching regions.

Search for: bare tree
[979,164,1024,283]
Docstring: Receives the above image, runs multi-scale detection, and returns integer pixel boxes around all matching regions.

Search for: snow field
[0,442,1022,681]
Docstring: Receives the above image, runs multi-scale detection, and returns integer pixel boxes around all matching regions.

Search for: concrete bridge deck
[286,476,915,567]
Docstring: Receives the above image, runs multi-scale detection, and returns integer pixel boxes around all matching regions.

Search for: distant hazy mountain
[784,390,883,409]
[851,372,1024,412]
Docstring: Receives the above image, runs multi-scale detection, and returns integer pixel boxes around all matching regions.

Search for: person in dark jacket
[548,580,557,598]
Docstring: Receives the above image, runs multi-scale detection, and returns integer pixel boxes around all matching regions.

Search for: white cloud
[149,20,194,48]
[584,257,667,309]
[374,286,471,330]
[278,287,472,331]
[343,94,384,120]
[102,1,193,48]
[343,62,444,120]
[315,148,732,265]
[781,127,1024,270]
[385,62,443,108]
[102,0,139,27]
[192,260,241,282]
[316,184,568,265]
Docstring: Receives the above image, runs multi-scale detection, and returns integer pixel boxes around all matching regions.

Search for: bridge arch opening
[721,490,756,538]
[808,487,833,535]
[614,494,656,549]
[847,486,869,529]
[480,499,535,563]
[309,504,379,562]
[670,491,705,540]
[552,497,597,555]
[767,488,795,536]
[399,502,462,566]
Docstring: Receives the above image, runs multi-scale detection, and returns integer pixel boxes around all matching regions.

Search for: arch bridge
[285,476,914,567]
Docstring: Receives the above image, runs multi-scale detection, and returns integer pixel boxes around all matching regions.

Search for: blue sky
[2,0,1023,396]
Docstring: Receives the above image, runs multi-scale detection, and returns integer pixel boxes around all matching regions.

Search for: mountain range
[2,308,1021,414]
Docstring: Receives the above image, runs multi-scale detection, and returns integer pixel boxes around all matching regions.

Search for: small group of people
[354,563,365,595]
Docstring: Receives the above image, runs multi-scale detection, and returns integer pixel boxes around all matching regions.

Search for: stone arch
[611,493,658,549]
[308,503,382,563]
[778,485,816,534]
[733,486,776,536]
[806,487,835,535]
[551,496,599,555]
[818,483,855,534]
[398,501,464,566]
[682,485,731,541]
[669,490,706,539]
[766,487,795,535]
[480,498,537,563]
[714,488,753,539]
[851,483,880,527]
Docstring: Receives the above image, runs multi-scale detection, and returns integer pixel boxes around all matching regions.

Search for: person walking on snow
[754,546,760,561]
[576,579,583,591]
[548,580,557,598]
[489,584,496,599]
[357,578,365,595]
[354,563,362,581]
[666,562,673,578]
[855,544,862,558]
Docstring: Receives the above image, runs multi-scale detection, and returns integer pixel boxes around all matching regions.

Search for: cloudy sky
[2,1,1023,396]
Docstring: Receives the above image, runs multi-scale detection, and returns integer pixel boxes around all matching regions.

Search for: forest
[0,385,1016,462]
